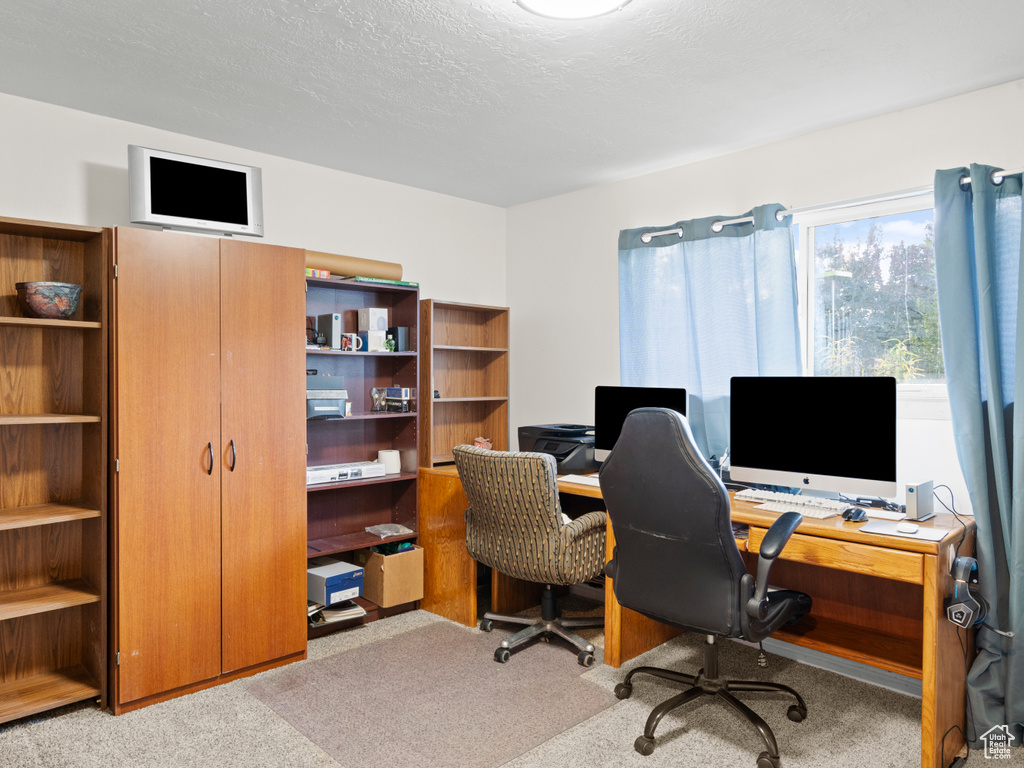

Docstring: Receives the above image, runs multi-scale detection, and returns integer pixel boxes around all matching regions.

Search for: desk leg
[492,573,544,615]
[603,519,681,668]
[417,470,477,626]
[921,547,970,768]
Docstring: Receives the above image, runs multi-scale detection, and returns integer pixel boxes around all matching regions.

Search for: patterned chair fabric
[453,445,607,586]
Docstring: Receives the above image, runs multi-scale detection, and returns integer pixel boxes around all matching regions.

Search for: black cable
[933,484,977,762]
[933,484,970,560]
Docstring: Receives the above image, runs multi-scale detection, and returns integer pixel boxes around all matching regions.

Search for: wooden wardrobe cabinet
[111,227,307,712]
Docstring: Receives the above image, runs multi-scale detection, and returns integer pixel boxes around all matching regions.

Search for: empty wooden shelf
[419,300,509,466]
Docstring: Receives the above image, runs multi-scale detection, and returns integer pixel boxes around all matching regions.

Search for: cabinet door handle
[229,439,236,472]
[206,442,213,475]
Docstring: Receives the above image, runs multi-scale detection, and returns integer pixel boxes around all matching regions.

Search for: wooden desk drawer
[747,529,924,584]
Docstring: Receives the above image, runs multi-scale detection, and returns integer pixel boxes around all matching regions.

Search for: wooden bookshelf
[0,216,109,723]
[305,276,420,635]
[419,300,509,466]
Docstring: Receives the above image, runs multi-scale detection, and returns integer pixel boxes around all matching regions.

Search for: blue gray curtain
[618,204,801,459]
[934,164,1023,747]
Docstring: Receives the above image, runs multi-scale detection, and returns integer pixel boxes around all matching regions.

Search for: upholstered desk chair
[599,408,811,768]
[452,444,607,666]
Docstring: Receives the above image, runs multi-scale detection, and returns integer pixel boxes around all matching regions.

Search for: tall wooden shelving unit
[0,217,108,723]
[305,277,420,633]
[419,300,509,466]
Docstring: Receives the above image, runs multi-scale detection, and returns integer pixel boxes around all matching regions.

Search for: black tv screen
[595,385,688,451]
[150,157,249,225]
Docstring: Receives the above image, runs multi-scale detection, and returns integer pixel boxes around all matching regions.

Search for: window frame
[791,192,949,420]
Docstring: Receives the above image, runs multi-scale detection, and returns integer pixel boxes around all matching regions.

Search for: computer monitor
[729,376,897,498]
[594,386,688,452]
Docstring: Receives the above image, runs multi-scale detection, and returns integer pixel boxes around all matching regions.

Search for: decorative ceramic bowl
[15,282,82,319]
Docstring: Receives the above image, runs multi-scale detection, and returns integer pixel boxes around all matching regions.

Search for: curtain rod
[640,167,1023,242]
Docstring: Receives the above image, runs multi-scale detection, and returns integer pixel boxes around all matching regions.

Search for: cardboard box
[355,545,423,608]
[307,557,364,606]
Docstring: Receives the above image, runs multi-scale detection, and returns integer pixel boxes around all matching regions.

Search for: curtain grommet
[710,221,724,233]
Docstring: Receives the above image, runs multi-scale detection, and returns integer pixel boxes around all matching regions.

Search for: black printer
[518,424,599,473]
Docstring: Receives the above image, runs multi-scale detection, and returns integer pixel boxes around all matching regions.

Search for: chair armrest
[745,511,801,620]
[561,510,607,540]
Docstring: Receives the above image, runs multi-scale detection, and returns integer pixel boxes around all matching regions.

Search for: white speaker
[905,481,935,521]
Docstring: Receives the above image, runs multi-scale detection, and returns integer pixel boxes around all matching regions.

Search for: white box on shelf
[358,307,388,332]
[307,461,387,485]
[359,330,387,352]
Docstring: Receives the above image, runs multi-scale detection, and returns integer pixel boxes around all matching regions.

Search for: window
[793,195,948,419]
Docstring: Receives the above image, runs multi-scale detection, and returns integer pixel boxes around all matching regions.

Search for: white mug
[376,449,401,474]
[340,333,363,352]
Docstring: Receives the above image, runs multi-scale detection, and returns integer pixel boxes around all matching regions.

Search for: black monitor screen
[150,157,249,225]
[594,386,687,451]
[729,376,896,491]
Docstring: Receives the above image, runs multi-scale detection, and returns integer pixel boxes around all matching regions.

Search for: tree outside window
[802,207,943,384]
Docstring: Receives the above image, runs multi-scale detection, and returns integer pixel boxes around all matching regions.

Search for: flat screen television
[729,376,897,498]
[594,385,688,452]
[128,145,264,237]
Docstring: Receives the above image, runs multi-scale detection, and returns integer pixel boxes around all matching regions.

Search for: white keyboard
[560,474,601,487]
[734,488,848,520]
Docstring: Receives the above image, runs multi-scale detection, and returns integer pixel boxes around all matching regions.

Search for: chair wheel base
[614,683,632,699]
[786,704,806,722]
[578,651,595,667]
[494,648,510,663]
[757,751,780,768]
[634,735,655,755]
[480,619,494,632]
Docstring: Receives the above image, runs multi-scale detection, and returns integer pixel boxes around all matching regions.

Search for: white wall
[0,92,507,306]
[507,77,1024,512]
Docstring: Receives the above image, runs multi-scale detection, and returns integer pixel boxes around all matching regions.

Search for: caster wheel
[479,619,494,633]
[634,735,655,756]
[578,651,594,667]
[756,751,780,768]
[786,704,806,722]
[614,683,632,700]
[494,648,510,663]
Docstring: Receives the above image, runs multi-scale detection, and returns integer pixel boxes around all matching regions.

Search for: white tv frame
[128,145,264,237]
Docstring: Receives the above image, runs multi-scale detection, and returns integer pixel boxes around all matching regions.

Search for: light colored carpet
[0,609,1020,768]
[247,620,615,768]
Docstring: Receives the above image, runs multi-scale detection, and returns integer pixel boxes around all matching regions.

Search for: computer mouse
[841,507,867,522]
[897,521,920,534]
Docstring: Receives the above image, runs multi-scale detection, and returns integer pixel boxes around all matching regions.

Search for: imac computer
[729,376,897,498]
[594,386,688,456]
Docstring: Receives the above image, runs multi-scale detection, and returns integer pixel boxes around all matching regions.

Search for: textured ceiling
[2,0,1024,206]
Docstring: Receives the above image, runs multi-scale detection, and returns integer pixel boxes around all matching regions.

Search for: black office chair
[599,408,811,768]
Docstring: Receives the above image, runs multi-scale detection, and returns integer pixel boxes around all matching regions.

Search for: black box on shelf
[306,375,347,419]
[387,326,410,352]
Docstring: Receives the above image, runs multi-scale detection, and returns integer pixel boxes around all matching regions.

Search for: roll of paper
[305,250,403,281]
[377,449,402,475]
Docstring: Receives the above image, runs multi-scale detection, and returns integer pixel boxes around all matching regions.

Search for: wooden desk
[418,466,974,768]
